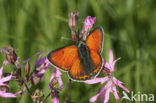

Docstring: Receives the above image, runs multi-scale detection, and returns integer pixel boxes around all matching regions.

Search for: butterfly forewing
[86,27,104,76]
[47,45,78,71]
[86,27,104,53]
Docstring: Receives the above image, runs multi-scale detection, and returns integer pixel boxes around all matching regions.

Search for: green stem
[64,79,72,103]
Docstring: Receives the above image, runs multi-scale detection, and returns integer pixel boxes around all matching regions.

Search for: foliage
[0,0,156,102]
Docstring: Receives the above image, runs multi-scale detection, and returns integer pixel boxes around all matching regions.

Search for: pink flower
[51,90,59,103]
[1,47,17,64]
[80,16,96,40]
[52,97,59,103]
[0,60,21,98]
[85,49,130,103]
[49,68,63,103]
[49,68,63,90]
[35,56,50,77]
[83,16,96,31]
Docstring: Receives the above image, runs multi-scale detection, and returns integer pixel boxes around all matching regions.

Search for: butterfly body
[48,27,104,81]
[77,41,94,76]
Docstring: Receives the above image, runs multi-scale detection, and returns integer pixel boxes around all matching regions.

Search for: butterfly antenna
[60,36,73,41]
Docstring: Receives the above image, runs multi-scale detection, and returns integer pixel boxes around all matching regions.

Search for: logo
[121,91,154,102]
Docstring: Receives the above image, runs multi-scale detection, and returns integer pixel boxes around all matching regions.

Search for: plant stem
[64,79,72,103]
[23,81,32,95]
[43,91,51,103]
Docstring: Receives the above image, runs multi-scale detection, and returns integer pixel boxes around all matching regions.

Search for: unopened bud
[24,62,30,76]
[6,47,17,64]
[68,12,79,30]
[68,12,79,41]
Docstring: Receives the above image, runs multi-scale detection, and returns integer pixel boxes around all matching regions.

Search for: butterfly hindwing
[68,50,103,81]
[68,57,91,80]
[47,45,78,71]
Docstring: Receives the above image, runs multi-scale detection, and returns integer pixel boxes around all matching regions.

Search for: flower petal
[0,74,12,84]
[0,91,17,98]
[104,80,112,90]
[90,87,106,102]
[57,77,63,89]
[0,83,9,87]
[55,69,62,78]
[104,87,111,103]
[89,93,101,102]
[109,49,114,63]
[52,97,59,103]
[55,69,63,89]
[113,78,130,93]
[35,69,46,77]
[49,71,55,89]
[113,57,120,64]
[104,60,114,73]
[35,58,50,77]
[112,83,120,100]
[112,57,121,69]
[0,60,8,78]
[35,57,46,67]
[83,16,96,30]
[85,77,109,84]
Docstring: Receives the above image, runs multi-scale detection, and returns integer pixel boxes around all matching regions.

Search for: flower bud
[83,16,96,31]
[24,62,30,77]
[79,16,96,40]
[5,47,17,64]
[68,12,79,30]
[69,12,79,41]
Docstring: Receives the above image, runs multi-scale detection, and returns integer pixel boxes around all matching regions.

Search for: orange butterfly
[48,27,104,81]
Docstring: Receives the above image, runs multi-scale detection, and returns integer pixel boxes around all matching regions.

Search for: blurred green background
[0,0,156,103]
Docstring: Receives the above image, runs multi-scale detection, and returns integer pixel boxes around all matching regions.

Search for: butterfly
[47,27,104,81]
